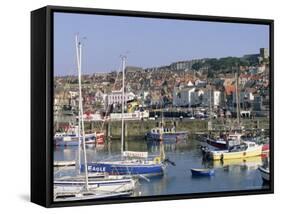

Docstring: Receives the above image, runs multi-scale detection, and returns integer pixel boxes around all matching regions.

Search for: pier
[54,116,269,140]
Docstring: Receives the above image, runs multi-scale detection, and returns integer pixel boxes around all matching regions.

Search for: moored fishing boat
[54,131,96,147]
[207,141,262,161]
[54,126,105,146]
[206,133,243,149]
[146,126,188,142]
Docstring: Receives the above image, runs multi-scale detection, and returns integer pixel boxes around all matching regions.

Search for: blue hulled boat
[190,168,215,176]
[81,160,165,177]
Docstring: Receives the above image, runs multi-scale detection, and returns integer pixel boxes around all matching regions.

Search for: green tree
[192,62,203,71]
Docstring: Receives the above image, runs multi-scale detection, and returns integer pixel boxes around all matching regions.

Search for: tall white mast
[209,87,212,117]
[76,35,89,190]
[75,36,81,172]
[235,71,240,128]
[121,56,126,156]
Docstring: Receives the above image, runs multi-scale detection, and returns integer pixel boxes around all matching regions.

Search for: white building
[173,85,223,108]
[232,91,255,106]
[257,65,266,73]
[106,90,135,106]
[195,79,207,86]
[69,91,78,98]
[173,87,204,107]
[95,90,105,102]
[201,90,221,107]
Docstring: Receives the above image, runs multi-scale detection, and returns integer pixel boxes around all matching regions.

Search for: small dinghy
[190,168,215,176]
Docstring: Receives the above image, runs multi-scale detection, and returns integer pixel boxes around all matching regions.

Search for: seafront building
[106,90,136,106]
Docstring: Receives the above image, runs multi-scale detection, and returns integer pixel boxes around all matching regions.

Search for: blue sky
[54,12,269,76]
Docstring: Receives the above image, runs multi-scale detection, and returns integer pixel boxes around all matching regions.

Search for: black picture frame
[31,5,274,208]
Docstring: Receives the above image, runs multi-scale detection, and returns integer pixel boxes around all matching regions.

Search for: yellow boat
[212,156,262,168]
[209,141,262,161]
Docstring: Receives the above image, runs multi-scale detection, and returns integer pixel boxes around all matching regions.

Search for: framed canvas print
[31,5,274,207]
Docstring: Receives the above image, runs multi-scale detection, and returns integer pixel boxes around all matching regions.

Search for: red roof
[225,85,236,95]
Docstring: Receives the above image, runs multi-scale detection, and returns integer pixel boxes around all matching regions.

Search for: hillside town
[54,48,270,120]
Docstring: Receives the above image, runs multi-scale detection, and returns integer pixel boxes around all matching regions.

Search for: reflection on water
[203,156,262,169]
[54,138,269,196]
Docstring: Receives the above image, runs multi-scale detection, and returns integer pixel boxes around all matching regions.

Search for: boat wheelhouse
[206,133,243,149]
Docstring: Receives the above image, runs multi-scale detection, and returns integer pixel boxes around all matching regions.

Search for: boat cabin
[228,141,258,152]
[226,133,243,147]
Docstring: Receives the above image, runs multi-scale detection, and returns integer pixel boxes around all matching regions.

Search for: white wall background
[0,0,279,212]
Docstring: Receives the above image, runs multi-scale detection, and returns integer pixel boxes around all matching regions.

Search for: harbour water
[54,139,268,197]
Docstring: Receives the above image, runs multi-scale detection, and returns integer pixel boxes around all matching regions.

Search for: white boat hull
[54,190,131,201]
[54,177,137,193]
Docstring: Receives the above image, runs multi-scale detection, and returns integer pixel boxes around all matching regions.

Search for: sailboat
[54,36,137,201]
[54,173,137,194]
[82,56,166,177]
